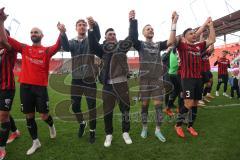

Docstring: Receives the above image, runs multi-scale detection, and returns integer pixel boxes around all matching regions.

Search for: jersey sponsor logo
[189,51,201,56]
[38,50,44,54]
[220,61,229,64]
[142,42,159,54]
[143,47,159,54]
[26,56,44,65]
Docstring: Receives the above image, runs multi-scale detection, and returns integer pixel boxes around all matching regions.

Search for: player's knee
[40,113,49,120]
[0,111,9,122]
[206,82,211,87]
[26,113,35,119]
[184,100,194,109]
[142,100,149,106]
[153,99,162,106]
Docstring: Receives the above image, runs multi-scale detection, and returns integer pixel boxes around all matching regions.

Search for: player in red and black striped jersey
[0,8,61,156]
[0,45,16,90]
[201,44,215,102]
[0,28,21,159]
[175,17,216,138]
[214,50,231,97]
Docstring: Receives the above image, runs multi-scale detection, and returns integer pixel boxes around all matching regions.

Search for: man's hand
[0,7,8,23]
[204,17,212,26]
[172,11,179,24]
[87,16,95,29]
[207,17,214,28]
[129,10,135,20]
[57,22,66,34]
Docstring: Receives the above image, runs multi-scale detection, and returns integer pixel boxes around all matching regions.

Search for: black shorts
[0,90,15,111]
[181,78,203,100]
[20,84,49,114]
[201,71,213,83]
[218,74,228,83]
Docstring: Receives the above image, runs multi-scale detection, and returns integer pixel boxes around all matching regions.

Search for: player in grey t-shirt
[130,10,178,142]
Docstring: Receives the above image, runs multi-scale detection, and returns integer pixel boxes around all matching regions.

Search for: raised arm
[128,10,141,51]
[46,36,61,57]
[195,17,211,38]
[92,22,101,42]
[57,24,70,52]
[0,8,24,52]
[167,11,179,47]
[0,8,11,50]
[205,18,216,48]
[46,22,62,57]
[207,44,214,53]
[87,17,103,58]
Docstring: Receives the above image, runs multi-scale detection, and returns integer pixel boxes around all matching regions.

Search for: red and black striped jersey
[214,57,230,75]
[0,48,17,90]
[201,50,212,72]
[177,41,206,79]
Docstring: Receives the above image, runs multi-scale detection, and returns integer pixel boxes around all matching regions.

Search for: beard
[31,36,41,43]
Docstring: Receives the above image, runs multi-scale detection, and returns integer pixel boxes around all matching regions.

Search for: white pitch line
[12,103,240,122]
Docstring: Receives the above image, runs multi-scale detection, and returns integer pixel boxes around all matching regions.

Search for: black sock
[10,115,17,132]
[176,105,189,127]
[0,121,11,147]
[26,118,38,140]
[141,106,148,125]
[188,106,198,128]
[155,104,163,127]
[224,82,228,92]
[44,115,54,127]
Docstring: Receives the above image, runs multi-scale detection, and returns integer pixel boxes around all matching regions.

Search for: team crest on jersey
[196,46,200,51]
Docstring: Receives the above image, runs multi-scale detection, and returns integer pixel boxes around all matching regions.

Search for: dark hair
[105,28,114,35]
[5,29,10,36]
[182,28,193,37]
[75,19,87,27]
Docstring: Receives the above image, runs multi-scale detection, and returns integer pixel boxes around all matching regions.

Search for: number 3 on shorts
[185,90,190,98]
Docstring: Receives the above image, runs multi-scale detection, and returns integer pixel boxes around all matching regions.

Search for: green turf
[5,72,240,160]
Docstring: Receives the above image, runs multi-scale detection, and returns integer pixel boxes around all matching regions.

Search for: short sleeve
[158,40,168,51]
